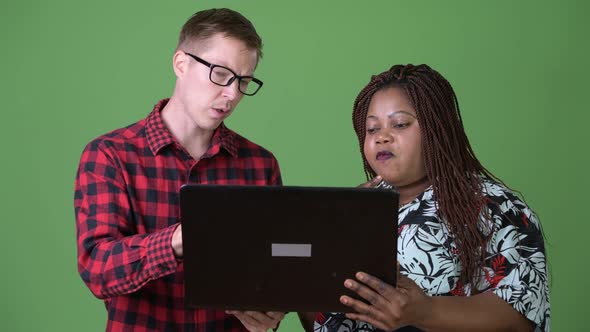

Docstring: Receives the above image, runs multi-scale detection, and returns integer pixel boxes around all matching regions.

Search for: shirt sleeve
[482,195,550,332]
[269,154,283,186]
[74,140,179,299]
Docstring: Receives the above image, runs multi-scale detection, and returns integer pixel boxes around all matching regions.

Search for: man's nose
[222,78,240,100]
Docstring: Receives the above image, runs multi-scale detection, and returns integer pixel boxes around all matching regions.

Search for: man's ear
[172,50,188,78]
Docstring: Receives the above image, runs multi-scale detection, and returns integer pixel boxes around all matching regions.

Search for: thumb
[396,271,419,290]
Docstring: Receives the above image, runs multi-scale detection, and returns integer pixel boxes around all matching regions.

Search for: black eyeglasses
[184,52,263,96]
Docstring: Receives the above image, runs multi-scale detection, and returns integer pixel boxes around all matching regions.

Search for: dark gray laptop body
[180,184,398,312]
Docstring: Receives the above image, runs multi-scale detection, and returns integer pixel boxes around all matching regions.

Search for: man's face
[174,33,258,132]
[363,87,426,187]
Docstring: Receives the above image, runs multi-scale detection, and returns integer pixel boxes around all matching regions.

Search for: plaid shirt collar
[145,98,238,158]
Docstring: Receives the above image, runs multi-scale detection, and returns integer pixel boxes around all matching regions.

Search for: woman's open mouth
[376,151,394,161]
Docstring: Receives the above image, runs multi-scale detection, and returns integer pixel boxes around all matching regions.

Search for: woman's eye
[394,122,409,129]
[366,128,378,134]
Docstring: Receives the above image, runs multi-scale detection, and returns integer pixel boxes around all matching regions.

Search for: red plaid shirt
[74,99,282,331]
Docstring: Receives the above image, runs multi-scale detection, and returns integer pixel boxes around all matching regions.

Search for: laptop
[179,184,398,312]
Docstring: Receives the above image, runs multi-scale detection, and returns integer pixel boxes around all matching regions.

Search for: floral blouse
[315,178,550,332]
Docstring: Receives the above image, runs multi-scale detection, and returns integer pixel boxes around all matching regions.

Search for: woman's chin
[377,174,399,186]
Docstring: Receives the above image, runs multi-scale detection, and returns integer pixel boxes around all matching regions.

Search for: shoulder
[480,177,543,236]
[480,178,549,331]
[227,128,279,162]
[481,178,519,202]
[82,118,146,154]
[79,118,147,166]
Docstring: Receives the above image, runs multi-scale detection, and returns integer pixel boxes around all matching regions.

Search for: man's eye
[213,71,230,79]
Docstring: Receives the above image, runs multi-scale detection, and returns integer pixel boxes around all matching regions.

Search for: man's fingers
[227,310,282,330]
[266,311,286,321]
[243,311,272,326]
[227,311,261,330]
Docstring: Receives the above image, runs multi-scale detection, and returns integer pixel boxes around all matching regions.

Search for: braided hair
[353,64,503,286]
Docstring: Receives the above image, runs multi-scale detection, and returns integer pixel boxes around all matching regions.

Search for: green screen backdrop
[1,0,588,330]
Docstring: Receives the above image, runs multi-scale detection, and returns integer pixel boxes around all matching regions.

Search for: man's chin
[204,119,224,131]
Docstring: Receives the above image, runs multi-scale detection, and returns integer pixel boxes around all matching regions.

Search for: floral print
[315,178,549,331]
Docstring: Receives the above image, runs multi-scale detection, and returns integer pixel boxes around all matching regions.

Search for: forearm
[75,147,181,298]
[78,224,179,299]
[416,292,533,332]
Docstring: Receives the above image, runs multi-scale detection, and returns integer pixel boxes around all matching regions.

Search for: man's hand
[226,311,286,332]
[171,224,183,258]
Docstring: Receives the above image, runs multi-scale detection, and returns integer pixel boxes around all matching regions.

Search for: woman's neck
[396,176,431,206]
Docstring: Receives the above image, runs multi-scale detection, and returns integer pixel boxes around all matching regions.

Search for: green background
[1,0,588,330]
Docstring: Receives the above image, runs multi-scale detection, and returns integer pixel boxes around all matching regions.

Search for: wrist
[413,295,437,331]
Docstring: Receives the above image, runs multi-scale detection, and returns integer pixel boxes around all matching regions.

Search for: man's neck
[397,176,431,206]
[161,97,214,160]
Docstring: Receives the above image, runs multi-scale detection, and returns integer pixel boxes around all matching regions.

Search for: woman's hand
[340,270,431,331]
[358,175,383,188]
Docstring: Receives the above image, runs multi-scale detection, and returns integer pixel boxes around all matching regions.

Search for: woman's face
[363,87,426,187]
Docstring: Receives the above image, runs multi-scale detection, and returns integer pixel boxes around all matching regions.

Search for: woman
[302,64,549,331]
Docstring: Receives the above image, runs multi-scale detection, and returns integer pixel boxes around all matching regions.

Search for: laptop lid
[179,184,398,312]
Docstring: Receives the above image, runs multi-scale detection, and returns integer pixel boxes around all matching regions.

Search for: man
[74,8,284,331]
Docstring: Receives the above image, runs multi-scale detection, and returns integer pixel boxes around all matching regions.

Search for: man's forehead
[202,41,258,71]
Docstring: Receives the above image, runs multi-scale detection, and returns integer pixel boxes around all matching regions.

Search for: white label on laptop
[271,243,312,257]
